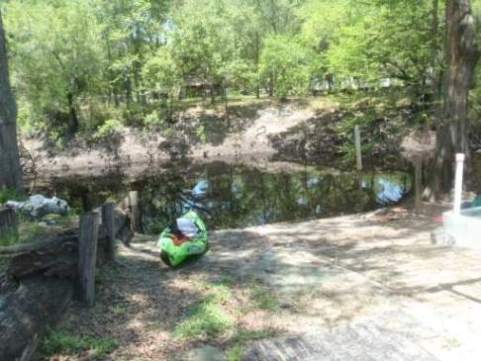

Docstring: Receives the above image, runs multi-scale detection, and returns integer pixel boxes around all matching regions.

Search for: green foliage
[144,110,166,128]
[325,1,438,85]
[169,0,241,92]
[227,344,244,361]
[142,49,180,99]
[0,0,464,139]
[0,231,18,247]
[40,330,118,360]
[94,119,123,140]
[227,329,278,361]
[260,35,314,98]
[331,90,410,165]
[0,187,23,204]
[5,0,106,135]
[174,284,234,340]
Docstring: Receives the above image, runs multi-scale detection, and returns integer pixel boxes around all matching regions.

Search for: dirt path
[46,206,481,361]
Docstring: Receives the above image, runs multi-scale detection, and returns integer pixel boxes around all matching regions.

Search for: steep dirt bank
[22,100,327,177]
[22,96,411,179]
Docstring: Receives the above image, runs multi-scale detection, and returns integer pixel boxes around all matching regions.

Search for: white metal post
[454,153,465,215]
[355,125,363,171]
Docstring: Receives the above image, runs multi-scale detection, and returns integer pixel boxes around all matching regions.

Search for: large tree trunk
[434,0,479,197]
[0,11,23,192]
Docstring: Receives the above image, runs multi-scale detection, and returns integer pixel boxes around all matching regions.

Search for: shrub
[144,110,166,128]
[94,119,123,141]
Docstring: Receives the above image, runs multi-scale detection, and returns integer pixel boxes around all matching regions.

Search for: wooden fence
[0,202,132,361]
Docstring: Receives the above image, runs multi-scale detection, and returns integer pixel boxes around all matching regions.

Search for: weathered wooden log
[0,231,76,255]
[77,212,99,307]
[115,207,133,246]
[2,207,132,280]
[8,235,78,279]
[128,191,141,233]
[0,277,73,361]
[0,207,18,242]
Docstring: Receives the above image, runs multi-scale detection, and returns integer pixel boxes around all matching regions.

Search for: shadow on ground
[48,209,481,360]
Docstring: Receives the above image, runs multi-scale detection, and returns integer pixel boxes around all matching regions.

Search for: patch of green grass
[227,344,243,361]
[42,213,78,227]
[112,304,128,316]
[216,276,236,288]
[10,213,79,246]
[40,330,118,360]
[0,187,24,204]
[231,329,277,344]
[174,302,233,339]
[174,284,234,340]
[18,221,44,243]
[227,329,278,361]
[209,283,233,303]
[0,230,19,247]
[251,284,280,311]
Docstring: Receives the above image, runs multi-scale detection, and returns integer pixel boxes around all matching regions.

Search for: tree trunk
[125,72,132,108]
[255,32,261,99]
[268,74,274,97]
[0,11,23,192]
[431,0,441,99]
[434,0,479,197]
[210,84,216,105]
[67,92,79,135]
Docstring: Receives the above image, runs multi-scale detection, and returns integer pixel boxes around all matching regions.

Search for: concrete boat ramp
[204,208,481,361]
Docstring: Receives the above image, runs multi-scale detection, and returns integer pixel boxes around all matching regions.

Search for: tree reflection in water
[35,162,411,235]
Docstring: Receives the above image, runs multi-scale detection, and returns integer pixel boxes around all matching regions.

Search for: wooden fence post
[77,212,100,307]
[0,207,19,243]
[415,159,423,211]
[101,203,116,262]
[128,191,141,233]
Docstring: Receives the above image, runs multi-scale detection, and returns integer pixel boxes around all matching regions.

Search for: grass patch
[18,221,44,243]
[251,284,280,311]
[0,230,19,247]
[0,210,78,248]
[40,330,118,360]
[174,283,234,340]
[0,187,25,204]
[112,304,128,316]
[227,329,278,361]
[227,344,243,361]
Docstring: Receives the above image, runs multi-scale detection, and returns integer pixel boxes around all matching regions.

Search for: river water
[29,161,411,234]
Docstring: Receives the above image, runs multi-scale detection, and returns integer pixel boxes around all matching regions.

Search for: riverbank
[22,94,412,179]
[38,203,481,361]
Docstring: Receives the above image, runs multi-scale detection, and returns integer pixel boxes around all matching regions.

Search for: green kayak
[158,210,208,267]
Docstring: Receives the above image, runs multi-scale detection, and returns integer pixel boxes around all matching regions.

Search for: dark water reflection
[32,162,411,234]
